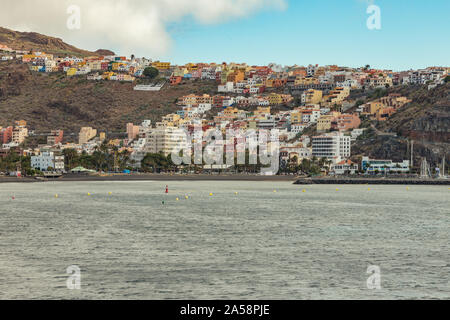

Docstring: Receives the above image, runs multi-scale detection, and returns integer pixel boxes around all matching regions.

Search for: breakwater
[294,178,450,185]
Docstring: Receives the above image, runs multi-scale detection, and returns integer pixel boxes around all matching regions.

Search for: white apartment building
[312,132,351,161]
[31,152,65,172]
[291,123,309,134]
[144,126,189,157]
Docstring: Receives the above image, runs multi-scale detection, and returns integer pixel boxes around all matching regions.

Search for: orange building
[333,114,361,131]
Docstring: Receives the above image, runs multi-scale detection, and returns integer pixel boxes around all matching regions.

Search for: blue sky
[164,0,449,70]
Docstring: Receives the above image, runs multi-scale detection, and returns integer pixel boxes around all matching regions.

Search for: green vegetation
[141,152,174,173]
[143,67,159,79]
[63,143,131,172]
[0,150,37,176]
[280,156,331,176]
[368,87,388,100]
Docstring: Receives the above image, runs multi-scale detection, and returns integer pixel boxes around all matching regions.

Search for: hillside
[351,83,450,167]
[0,27,114,57]
[0,61,217,139]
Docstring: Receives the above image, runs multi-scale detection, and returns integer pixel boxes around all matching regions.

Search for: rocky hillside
[352,83,449,167]
[0,27,114,57]
[0,61,217,139]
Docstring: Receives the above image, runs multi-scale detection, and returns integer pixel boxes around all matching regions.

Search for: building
[79,127,97,144]
[317,114,336,132]
[312,132,351,161]
[31,152,65,172]
[361,157,410,174]
[144,126,188,157]
[126,123,140,141]
[333,114,361,131]
[12,126,28,144]
[0,126,13,144]
[301,89,323,104]
[47,130,64,145]
[331,159,359,175]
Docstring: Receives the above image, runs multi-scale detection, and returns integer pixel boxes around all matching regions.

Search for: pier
[294,178,450,185]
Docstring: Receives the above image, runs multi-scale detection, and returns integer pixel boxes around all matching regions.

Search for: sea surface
[0,181,449,300]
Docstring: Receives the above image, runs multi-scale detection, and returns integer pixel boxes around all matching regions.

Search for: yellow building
[162,114,181,127]
[152,61,171,70]
[361,101,385,115]
[316,115,334,132]
[66,68,77,76]
[267,94,282,105]
[326,87,350,105]
[79,127,97,144]
[102,72,115,80]
[295,77,319,85]
[223,107,239,118]
[111,62,120,71]
[254,106,271,117]
[291,110,303,124]
[303,89,323,104]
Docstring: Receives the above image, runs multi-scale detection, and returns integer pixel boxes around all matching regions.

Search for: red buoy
[165,185,169,194]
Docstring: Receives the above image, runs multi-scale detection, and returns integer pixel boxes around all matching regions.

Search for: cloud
[0,0,286,57]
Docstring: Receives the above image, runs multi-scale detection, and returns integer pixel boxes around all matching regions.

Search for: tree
[143,67,159,79]
[63,148,79,170]
[141,153,171,173]
[445,76,450,83]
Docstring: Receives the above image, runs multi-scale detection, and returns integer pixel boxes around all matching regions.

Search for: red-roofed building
[331,159,359,175]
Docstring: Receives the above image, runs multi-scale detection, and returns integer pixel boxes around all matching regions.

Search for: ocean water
[0,181,448,300]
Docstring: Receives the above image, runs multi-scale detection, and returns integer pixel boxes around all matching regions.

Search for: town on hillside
[0,43,449,178]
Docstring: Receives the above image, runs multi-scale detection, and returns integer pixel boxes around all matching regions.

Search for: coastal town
[0,43,448,178]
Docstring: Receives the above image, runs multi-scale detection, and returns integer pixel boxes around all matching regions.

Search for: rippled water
[0,181,449,300]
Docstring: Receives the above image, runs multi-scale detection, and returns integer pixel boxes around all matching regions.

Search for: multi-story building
[301,89,323,104]
[326,87,350,106]
[12,126,28,144]
[47,130,64,145]
[126,123,140,141]
[0,126,13,144]
[79,127,97,144]
[333,114,361,132]
[144,126,189,157]
[31,152,65,172]
[312,132,351,161]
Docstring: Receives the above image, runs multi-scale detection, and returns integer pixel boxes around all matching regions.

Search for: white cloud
[0,0,286,57]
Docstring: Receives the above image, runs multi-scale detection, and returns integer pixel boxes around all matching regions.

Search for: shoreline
[0,174,449,185]
[294,178,450,186]
[0,174,299,183]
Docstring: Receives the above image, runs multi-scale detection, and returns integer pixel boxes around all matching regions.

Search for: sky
[1,0,449,70]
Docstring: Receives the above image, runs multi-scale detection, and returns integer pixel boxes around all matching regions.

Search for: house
[333,114,361,131]
[170,76,182,85]
[331,159,359,175]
